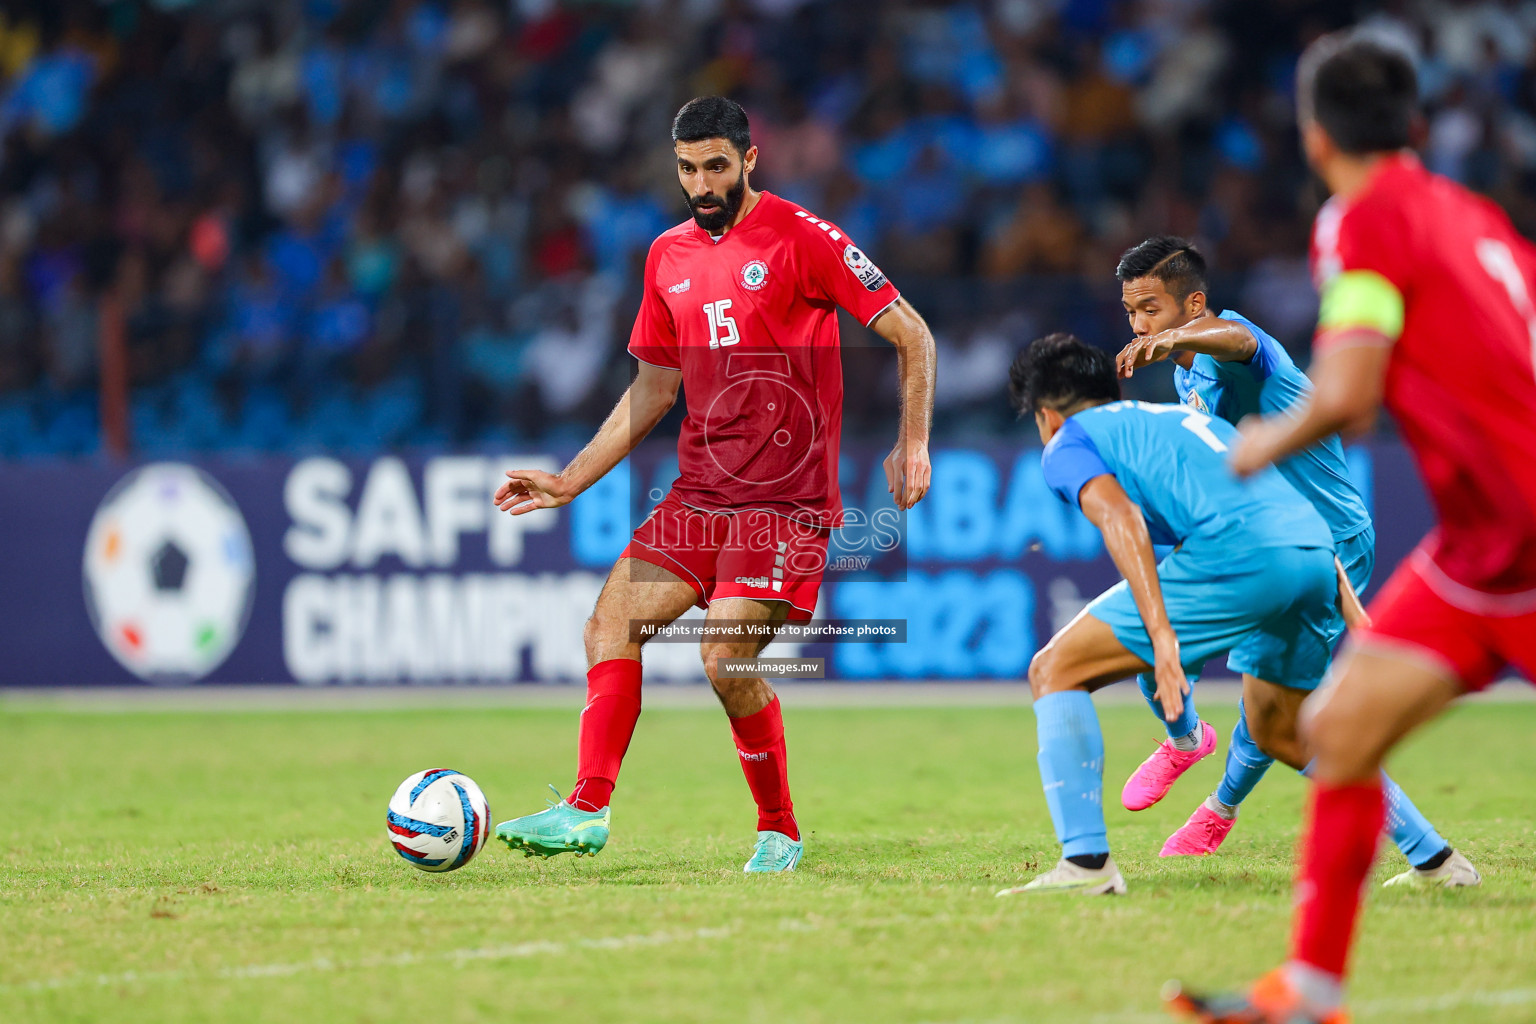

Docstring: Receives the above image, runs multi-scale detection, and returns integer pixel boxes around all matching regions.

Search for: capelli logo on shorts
[734,576,771,588]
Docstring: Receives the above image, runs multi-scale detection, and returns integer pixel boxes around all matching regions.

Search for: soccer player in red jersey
[489,97,936,872]
[1166,33,1536,1024]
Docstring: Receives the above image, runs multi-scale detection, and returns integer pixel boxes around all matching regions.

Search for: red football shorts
[1359,552,1536,692]
[620,490,829,620]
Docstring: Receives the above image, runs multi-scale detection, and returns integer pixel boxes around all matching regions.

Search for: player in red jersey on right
[1165,33,1536,1024]
[489,97,936,873]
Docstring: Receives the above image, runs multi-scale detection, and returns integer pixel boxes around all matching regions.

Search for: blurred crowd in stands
[1,0,1535,456]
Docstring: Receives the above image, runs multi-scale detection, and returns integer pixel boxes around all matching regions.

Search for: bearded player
[1166,34,1536,1023]
[489,97,936,873]
[1111,236,1476,887]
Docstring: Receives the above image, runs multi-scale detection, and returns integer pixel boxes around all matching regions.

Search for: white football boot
[996,856,1128,896]
[1383,848,1482,888]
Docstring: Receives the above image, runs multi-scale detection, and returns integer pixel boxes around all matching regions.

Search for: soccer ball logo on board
[82,463,256,683]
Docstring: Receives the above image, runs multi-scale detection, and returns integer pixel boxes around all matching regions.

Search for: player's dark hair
[1009,333,1121,416]
[672,96,752,157]
[1298,32,1418,154]
[1115,235,1208,303]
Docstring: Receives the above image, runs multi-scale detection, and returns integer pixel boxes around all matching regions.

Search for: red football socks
[1290,779,1387,978]
[729,696,799,840]
[568,659,642,812]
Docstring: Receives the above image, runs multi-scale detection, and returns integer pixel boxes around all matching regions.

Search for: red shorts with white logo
[620,490,829,620]
[1358,552,1536,692]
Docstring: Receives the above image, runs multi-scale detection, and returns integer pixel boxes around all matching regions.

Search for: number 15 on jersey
[704,300,740,349]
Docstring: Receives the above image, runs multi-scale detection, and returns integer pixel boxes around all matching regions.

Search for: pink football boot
[1160,802,1237,856]
[1120,721,1217,811]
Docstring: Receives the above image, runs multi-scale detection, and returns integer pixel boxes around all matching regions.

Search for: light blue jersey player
[1110,236,1473,888]
[996,331,1340,896]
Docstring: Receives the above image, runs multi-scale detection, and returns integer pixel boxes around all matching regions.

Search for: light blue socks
[1381,772,1449,867]
[1137,671,1200,741]
[1034,690,1109,858]
[1214,700,1449,867]
[1216,699,1275,806]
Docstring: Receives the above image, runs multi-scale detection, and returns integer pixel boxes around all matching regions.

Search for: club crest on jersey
[1183,391,1209,413]
[740,260,769,291]
[843,244,888,292]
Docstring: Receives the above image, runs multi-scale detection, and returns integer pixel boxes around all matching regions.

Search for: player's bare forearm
[872,298,935,444]
[871,298,935,508]
[1169,317,1256,362]
[494,362,681,514]
[1117,318,1255,377]
[1079,475,1188,720]
[1082,481,1174,646]
[562,366,680,491]
[1230,341,1388,476]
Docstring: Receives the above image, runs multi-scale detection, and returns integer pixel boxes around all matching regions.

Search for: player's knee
[1299,693,1351,761]
[699,645,730,688]
[584,606,624,659]
[1250,731,1284,761]
[1028,647,1064,699]
[1247,714,1296,763]
[582,613,601,657]
[700,647,751,701]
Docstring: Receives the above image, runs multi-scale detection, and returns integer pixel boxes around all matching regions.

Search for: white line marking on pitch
[13,927,1535,1020]
[3,914,921,996]
[1361,986,1536,1014]
[1,926,733,993]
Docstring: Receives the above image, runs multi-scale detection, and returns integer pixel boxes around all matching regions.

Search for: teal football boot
[743,830,803,873]
[495,785,610,858]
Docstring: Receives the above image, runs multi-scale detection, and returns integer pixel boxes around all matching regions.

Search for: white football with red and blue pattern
[386,769,490,872]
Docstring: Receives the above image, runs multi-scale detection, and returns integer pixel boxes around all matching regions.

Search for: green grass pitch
[3,697,1533,1023]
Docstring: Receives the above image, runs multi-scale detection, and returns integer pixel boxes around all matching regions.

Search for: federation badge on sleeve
[740,260,769,291]
[842,244,888,292]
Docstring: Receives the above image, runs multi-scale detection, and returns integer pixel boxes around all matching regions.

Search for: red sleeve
[627,238,680,369]
[795,214,901,327]
[1314,193,1412,295]
[1491,200,1536,287]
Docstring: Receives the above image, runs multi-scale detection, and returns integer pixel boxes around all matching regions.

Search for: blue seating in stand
[232,387,294,452]
[0,398,36,457]
[42,397,99,456]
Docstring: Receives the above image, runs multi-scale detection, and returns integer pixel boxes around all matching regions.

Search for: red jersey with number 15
[627,191,901,525]
[1310,154,1536,599]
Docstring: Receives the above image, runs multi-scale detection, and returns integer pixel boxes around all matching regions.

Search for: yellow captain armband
[1317,269,1405,341]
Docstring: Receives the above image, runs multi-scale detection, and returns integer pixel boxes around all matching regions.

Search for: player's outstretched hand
[1115,332,1175,378]
[884,440,931,510]
[493,469,571,515]
[1151,637,1190,723]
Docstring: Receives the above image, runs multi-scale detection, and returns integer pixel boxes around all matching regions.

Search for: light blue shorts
[1087,542,1338,688]
[1335,526,1377,600]
[1225,526,1375,689]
